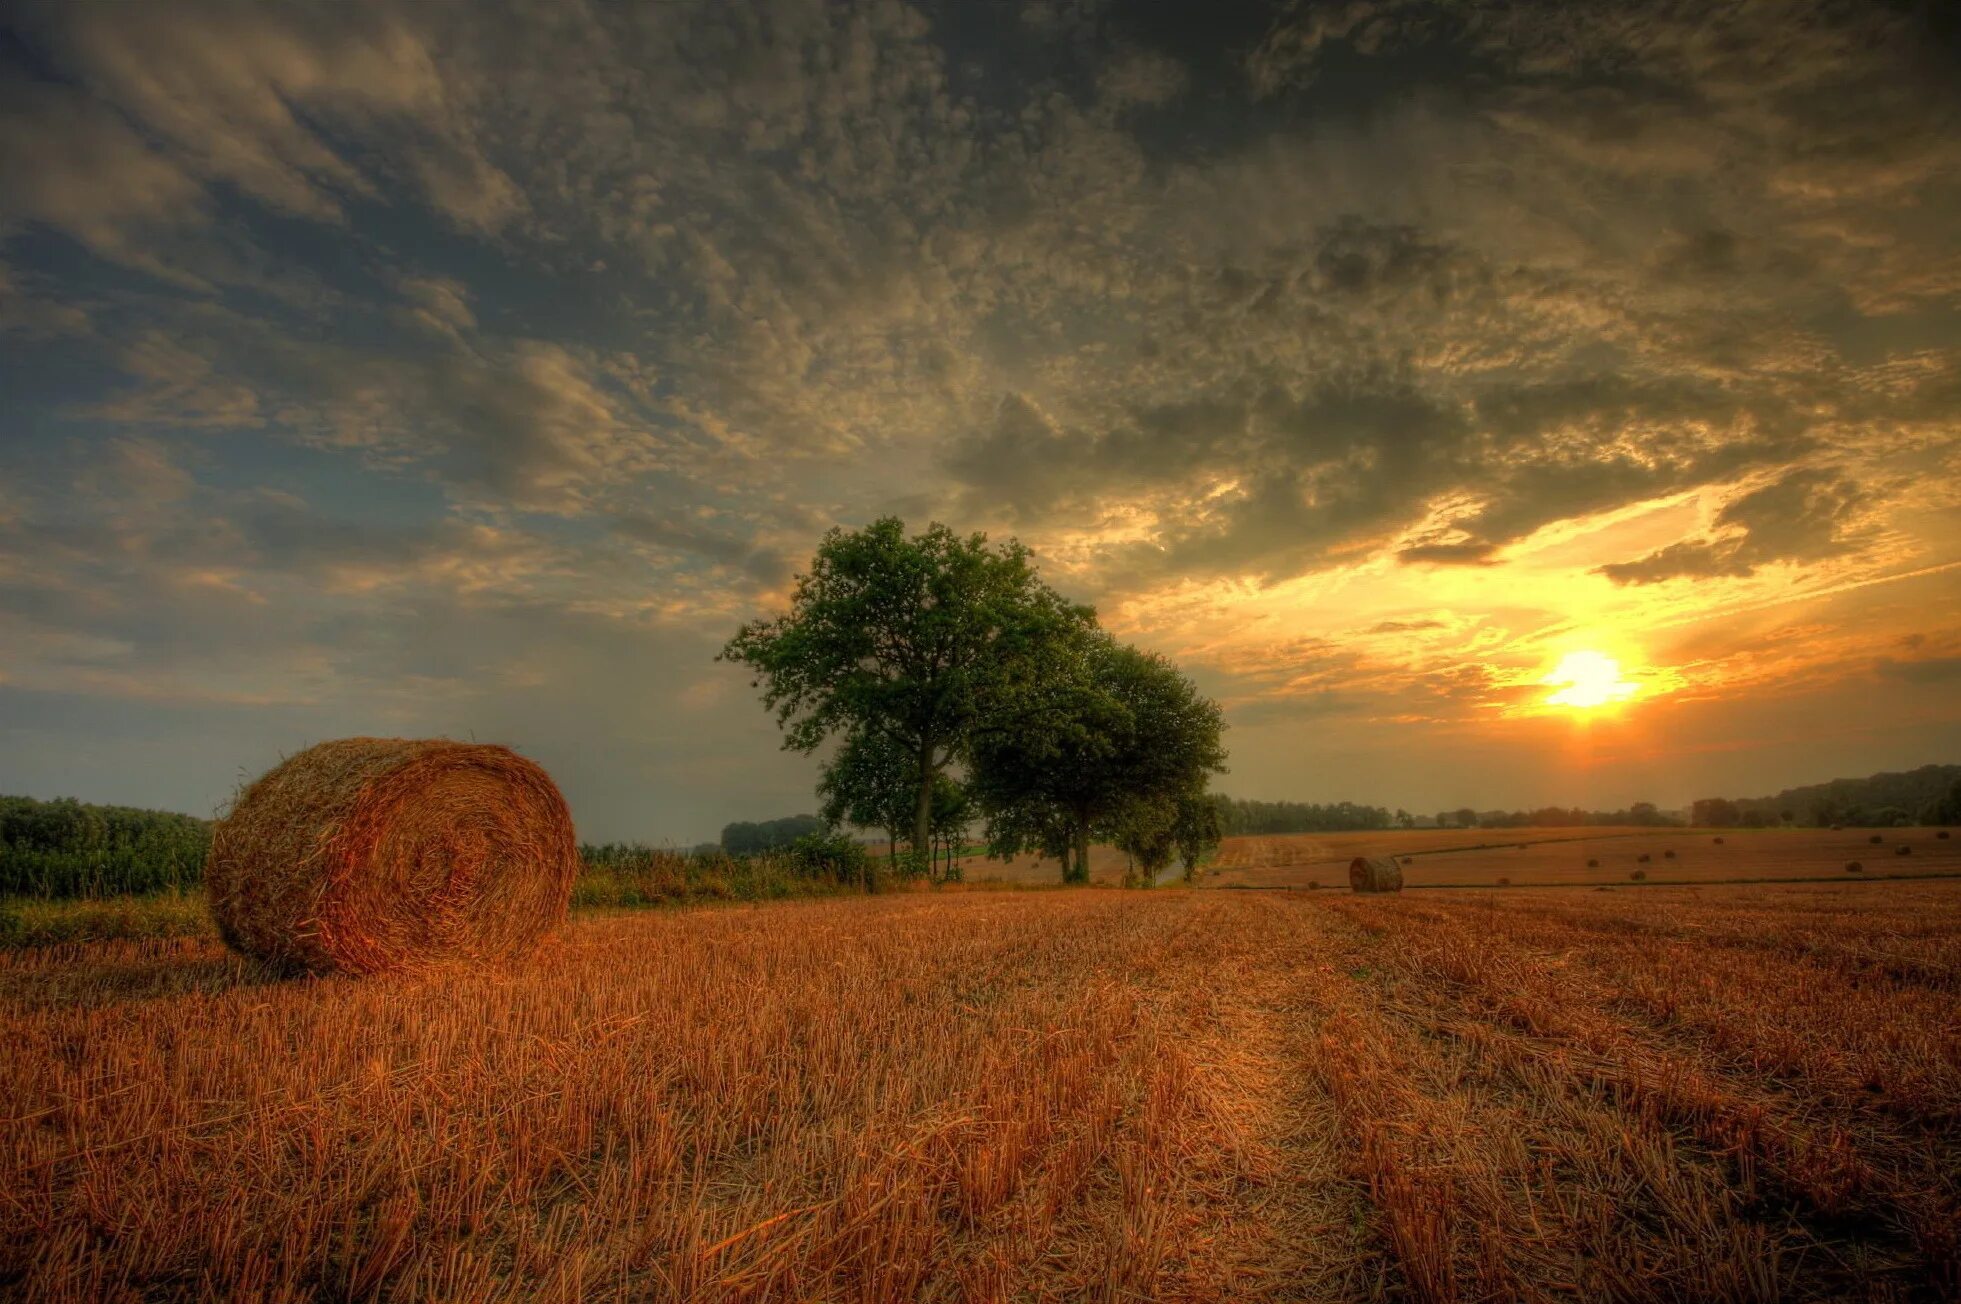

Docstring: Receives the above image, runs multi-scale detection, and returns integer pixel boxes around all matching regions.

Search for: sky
[1,0,1958,843]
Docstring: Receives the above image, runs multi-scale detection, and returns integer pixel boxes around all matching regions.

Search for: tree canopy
[968,635,1226,883]
[721,518,1095,867]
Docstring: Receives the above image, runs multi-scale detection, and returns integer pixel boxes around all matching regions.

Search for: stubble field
[963,826,1961,888]
[1203,826,1961,889]
[3,880,1958,1301]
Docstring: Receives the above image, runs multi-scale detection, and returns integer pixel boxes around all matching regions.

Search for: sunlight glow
[1542,650,1640,710]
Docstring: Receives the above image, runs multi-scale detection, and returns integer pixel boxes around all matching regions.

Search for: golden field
[1204,826,1960,889]
[3,881,1958,1301]
[955,825,1961,888]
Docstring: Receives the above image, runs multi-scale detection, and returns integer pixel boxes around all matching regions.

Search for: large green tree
[970,635,1226,884]
[722,519,1093,866]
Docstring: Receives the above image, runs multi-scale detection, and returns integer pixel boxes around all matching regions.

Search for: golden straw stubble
[204,737,578,975]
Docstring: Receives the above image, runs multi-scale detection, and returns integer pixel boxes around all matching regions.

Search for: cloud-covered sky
[2,0,1957,840]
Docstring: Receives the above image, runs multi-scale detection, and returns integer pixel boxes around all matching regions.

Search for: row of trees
[1692,767,1961,828]
[1213,798,1394,835]
[0,795,212,898]
[719,814,825,855]
[1447,802,1677,829]
[723,519,1227,887]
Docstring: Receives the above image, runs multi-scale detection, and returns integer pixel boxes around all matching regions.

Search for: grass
[2,880,1957,1300]
[0,846,882,951]
[0,890,211,949]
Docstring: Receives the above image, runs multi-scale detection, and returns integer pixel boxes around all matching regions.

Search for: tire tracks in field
[1145,894,1377,1302]
[1322,895,1956,1301]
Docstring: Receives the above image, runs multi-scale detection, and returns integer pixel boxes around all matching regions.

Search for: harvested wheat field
[1207,826,1961,889]
[4,882,1959,1302]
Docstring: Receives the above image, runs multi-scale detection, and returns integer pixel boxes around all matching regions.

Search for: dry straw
[1349,855,1404,894]
[205,738,577,975]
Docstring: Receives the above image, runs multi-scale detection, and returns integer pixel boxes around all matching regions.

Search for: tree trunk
[913,740,934,880]
[1068,819,1091,884]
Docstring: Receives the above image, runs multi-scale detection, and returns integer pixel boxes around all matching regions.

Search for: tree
[1172,790,1223,883]
[816,728,916,875]
[929,774,972,883]
[1394,808,1413,829]
[1453,808,1478,829]
[1921,779,1961,826]
[1113,796,1178,888]
[722,519,1094,870]
[1690,797,1740,828]
[970,635,1226,885]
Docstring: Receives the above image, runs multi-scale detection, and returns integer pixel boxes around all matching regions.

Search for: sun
[1542,650,1639,710]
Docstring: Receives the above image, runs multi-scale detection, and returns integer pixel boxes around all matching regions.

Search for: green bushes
[0,891,213,948]
[0,795,211,898]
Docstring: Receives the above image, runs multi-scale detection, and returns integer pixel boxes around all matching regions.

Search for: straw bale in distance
[1349,855,1404,894]
[205,738,577,975]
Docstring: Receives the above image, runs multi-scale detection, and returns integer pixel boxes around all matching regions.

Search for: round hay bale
[1637,852,1652,863]
[1663,849,1676,859]
[1713,835,1724,844]
[1896,843,1912,856]
[1939,830,1951,839]
[1868,834,1883,844]
[205,738,578,975]
[1846,861,1863,872]
[1496,876,1511,886]
[1348,856,1404,894]
[1586,858,1599,868]
[1630,869,1647,881]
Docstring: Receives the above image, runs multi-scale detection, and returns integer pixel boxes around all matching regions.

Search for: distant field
[1204,825,1961,888]
[4,882,1956,1299]
[962,825,1961,888]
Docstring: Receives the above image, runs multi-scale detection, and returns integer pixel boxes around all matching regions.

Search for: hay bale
[1869,834,1883,844]
[1586,858,1599,868]
[1896,843,1912,856]
[1496,875,1511,886]
[1663,849,1676,859]
[205,738,577,975]
[1713,836,1724,844]
[1630,869,1647,881]
[1846,861,1863,872]
[1939,830,1951,839]
[1348,856,1404,894]
[1637,853,1652,863]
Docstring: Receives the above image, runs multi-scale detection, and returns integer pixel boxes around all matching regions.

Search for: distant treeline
[1448,803,1677,829]
[1,795,211,898]
[1211,797,1394,834]
[1693,764,1961,829]
[720,814,825,855]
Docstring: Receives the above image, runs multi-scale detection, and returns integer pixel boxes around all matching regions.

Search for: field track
[4,880,1958,1301]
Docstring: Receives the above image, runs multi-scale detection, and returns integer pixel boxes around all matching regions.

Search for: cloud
[1597,468,1867,584]
[0,82,209,284]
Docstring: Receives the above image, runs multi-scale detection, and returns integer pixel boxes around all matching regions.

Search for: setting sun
[1543,650,1640,710]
